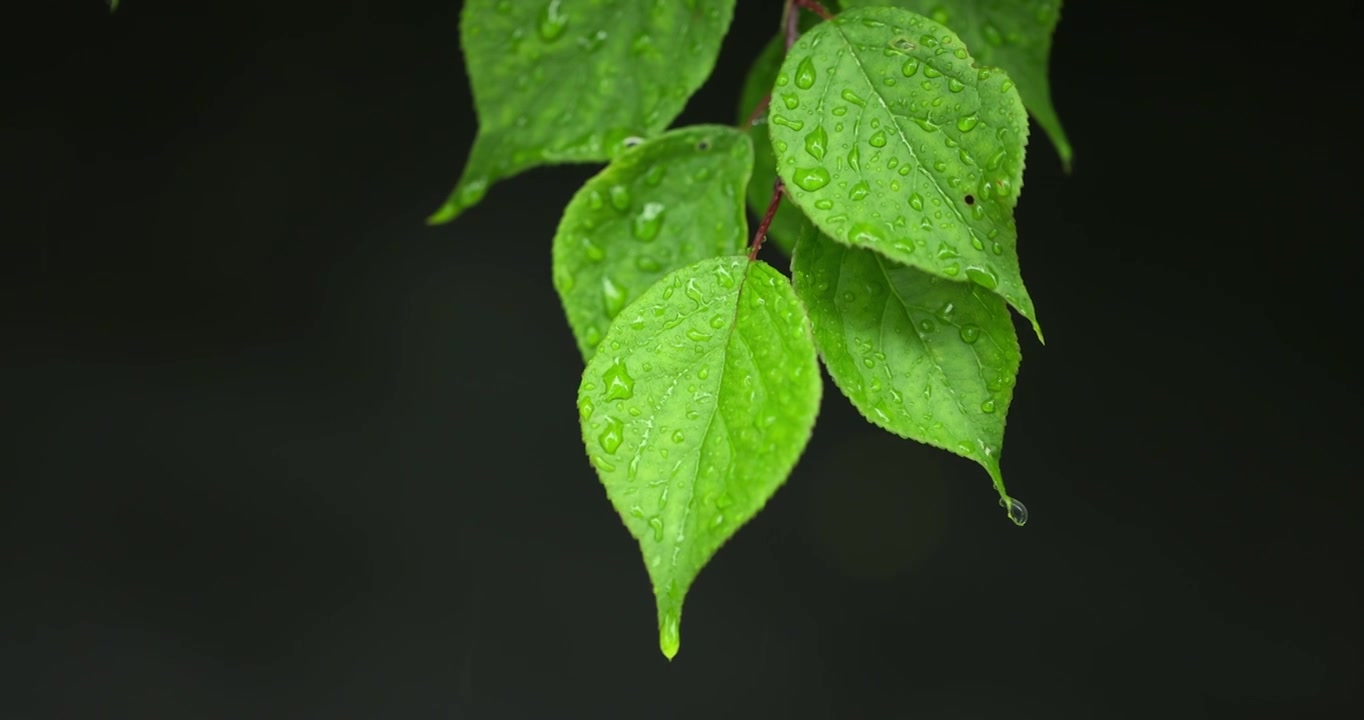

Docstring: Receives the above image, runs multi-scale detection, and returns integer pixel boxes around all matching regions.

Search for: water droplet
[609,185,630,211]
[792,167,831,191]
[659,610,680,659]
[980,399,996,413]
[602,277,629,318]
[1000,79,1015,93]
[537,0,567,42]
[771,114,805,131]
[603,360,635,401]
[643,164,665,187]
[648,515,665,542]
[848,181,870,201]
[965,266,998,289]
[992,242,1005,256]
[686,328,711,342]
[956,114,980,134]
[581,237,605,262]
[913,117,938,133]
[814,198,834,210]
[847,146,861,171]
[891,37,916,52]
[923,66,942,79]
[577,395,595,419]
[841,88,865,107]
[782,93,799,109]
[918,318,936,333]
[958,324,980,343]
[715,492,735,508]
[849,222,885,245]
[868,130,887,148]
[632,202,665,241]
[948,78,965,93]
[671,429,685,443]
[908,193,924,211]
[586,190,604,209]
[1000,497,1028,526]
[598,416,624,453]
[794,56,817,89]
[804,125,828,160]
[943,262,961,276]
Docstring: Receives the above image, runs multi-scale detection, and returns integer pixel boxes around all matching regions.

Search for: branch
[749,179,785,261]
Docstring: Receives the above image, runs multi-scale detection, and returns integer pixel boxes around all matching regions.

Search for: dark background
[3,1,1360,717]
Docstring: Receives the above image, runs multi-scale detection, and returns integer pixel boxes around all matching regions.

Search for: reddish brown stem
[749,179,785,261]
[793,0,834,21]
[784,0,801,48]
[743,94,771,130]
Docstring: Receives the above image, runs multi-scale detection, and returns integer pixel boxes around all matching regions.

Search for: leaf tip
[425,203,458,226]
[999,496,1028,526]
[659,610,681,660]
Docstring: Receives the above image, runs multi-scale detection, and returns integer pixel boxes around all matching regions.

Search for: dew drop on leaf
[794,56,817,89]
[632,202,666,241]
[537,0,567,42]
[598,416,625,454]
[602,360,635,401]
[804,125,828,160]
[965,266,998,290]
[602,276,628,318]
[793,167,831,191]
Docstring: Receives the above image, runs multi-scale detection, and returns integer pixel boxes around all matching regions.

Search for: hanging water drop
[1000,497,1028,526]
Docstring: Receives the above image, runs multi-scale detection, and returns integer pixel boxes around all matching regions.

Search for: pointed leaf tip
[659,611,681,660]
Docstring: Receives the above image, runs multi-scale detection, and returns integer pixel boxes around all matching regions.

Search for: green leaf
[428,0,737,225]
[552,126,753,360]
[843,0,1071,169]
[109,0,119,10]
[791,222,1024,524]
[577,256,821,658]
[769,6,1042,340]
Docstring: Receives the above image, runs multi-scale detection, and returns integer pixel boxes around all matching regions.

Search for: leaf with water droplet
[428,0,737,224]
[792,222,1023,512]
[577,256,821,659]
[735,11,829,254]
[553,126,752,359]
[771,6,1042,340]
[842,0,1072,170]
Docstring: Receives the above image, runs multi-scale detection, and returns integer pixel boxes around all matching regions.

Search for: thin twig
[749,179,785,261]
[793,0,833,21]
[743,94,771,130]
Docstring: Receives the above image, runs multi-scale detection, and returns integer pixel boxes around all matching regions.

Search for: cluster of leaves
[433,0,1069,659]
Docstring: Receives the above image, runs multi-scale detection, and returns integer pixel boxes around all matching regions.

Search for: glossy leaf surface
[843,0,1071,168]
[553,126,752,359]
[577,256,821,658]
[770,6,1041,339]
[429,0,736,224]
[792,223,1024,522]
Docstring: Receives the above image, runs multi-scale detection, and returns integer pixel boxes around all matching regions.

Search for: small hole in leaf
[964,194,975,205]
[696,140,711,151]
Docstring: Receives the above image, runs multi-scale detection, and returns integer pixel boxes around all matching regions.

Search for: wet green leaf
[843,0,1071,169]
[429,0,736,224]
[769,6,1041,339]
[791,222,1024,523]
[577,256,821,658]
[552,126,752,360]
